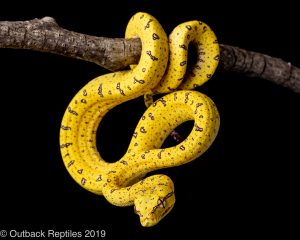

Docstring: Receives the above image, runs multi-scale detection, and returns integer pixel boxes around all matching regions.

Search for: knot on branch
[37,17,58,29]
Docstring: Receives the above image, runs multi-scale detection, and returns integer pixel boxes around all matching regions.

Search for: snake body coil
[60,12,220,227]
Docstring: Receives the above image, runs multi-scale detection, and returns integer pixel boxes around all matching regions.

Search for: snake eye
[157,198,166,208]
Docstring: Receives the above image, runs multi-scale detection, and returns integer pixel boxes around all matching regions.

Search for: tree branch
[0,17,141,71]
[1,17,299,94]
[219,45,300,93]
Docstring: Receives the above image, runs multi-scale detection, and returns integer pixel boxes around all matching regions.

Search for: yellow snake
[60,12,220,227]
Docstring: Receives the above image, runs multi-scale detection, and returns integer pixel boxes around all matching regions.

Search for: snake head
[133,175,176,227]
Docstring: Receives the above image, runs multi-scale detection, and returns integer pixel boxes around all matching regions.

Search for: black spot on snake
[120,160,128,165]
[60,143,72,148]
[157,149,165,159]
[68,107,78,116]
[195,125,203,132]
[96,175,102,182]
[148,113,154,120]
[180,61,187,66]
[195,65,201,70]
[116,82,126,96]
[158,98,167,106]
[81,178,86,185]
[61,125,71,130]
[214,55,220,61]
[67,160,75,168]
[179,44,187,50]
[98,84,103,97]
[194,103,203,114]
[146,50,158,61]
[144,19,153,30]
[140,127,147,133]
[133,77,145,84]
[152,33,160,40]
[184,92,190,103]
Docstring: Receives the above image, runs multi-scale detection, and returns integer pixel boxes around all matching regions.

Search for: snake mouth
[141,217,158,227]
[141,221,152,227]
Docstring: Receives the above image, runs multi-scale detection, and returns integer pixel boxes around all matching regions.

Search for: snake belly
[60,12,220,227]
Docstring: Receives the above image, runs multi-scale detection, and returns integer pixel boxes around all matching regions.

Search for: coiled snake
[60,12,220,227]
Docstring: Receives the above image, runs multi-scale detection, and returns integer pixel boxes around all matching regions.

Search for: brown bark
[0,17,141,71]
[219,45,300,93]
[1,17,300,94]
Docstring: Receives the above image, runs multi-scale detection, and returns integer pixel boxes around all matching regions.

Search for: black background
[0,1,299,239]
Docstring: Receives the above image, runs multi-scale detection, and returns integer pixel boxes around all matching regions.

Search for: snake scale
[60,12,220,227]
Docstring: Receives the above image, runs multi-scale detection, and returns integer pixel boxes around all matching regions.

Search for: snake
[60,12,220,227]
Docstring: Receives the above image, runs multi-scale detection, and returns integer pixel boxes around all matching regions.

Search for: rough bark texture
[219,45,300,93]
[0,17,141,71]
[1,17,300,94]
